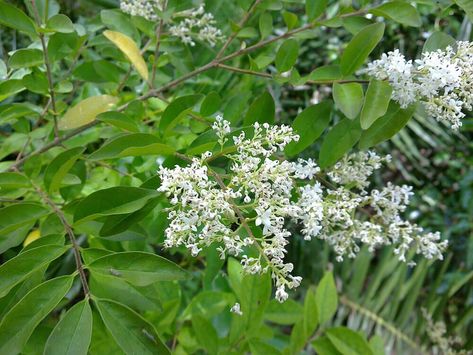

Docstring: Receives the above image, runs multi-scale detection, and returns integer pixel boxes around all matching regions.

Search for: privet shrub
[0,0,471,354]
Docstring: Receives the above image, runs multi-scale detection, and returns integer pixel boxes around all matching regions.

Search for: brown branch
[215,0,263,60]
[30,0,59,139]
[151,0,168,87]
[32,182,90,297]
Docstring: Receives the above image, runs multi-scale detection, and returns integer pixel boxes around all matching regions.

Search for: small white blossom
[120,0,164,21]
[230,302,243,316]
[365,42,473,130]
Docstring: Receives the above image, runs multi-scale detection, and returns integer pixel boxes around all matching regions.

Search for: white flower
[365,42,473,130]
[120,0,164,21]
[230,302,243,315]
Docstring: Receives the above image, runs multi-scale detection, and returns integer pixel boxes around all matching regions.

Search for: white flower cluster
[120,0,164,21]
[158,120,447,302]
[119,2,224,47]
[422,309,465,355]
[365,42,473,130]
[169,6,224,47]
[298,151,448,263]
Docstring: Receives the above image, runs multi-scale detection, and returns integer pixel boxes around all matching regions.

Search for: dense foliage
[0,0,472,354]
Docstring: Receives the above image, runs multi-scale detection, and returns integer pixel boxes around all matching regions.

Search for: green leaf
[0,203,48,235]
[285,101,332,156]
[423,31,456,53]
[259,13,273,38]
[282,11,298,30]
[312,336,342,355]
[308,65,342,82]
[249,339,282,355]
[275,39,299,72]
[340,23,385,76]
[326,327,374,355]
[44,147,85,192]
[0,0,37,37]
[0,79,26,101]
[455,0,473,21]
[87,251,189,286]
[159,94,203,132]
[58,95,118,130]
[306,0,328,21]
[244,91,275,125]
[46,14,75,33]
[88,133,175,160]
[360,80,393,129]
[264,299,303,325]
[0,172,30,189]
[319,118,362,168]
[315,271,338,324]
[73,187,159,223]
[8,49,43,69]
[0,276,74,354]
[94,298,170,355]
[200,91,222,116]
[289,286,318,353]
[370,2,421,27]
[97,111,139,132]
[192,315,219,354]
[0,244,68,298]
[43,299,93,355]
[369,335,385,355]
[333,83,364,119]
[90,273,160,313]
[359,103,415,149]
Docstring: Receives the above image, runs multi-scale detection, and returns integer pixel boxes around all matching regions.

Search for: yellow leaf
[103,30,149,81]
[23,229,40,247]
[58,95,118,130]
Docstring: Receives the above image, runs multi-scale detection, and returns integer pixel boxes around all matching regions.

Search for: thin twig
[151,0,168,87]
[30,0,59,139]
[215,0,263,59]
[32,182,90,297]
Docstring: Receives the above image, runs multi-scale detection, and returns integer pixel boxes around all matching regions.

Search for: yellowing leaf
[103,30,148,81]
[58,95,118,130]
[23,229,40,247]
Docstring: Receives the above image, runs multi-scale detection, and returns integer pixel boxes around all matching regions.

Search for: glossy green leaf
[192,315,219,354]
[326,327,374,355]
[0,172,30,189]
[312,336,342,355]
[88,133,174,160]
[423,31,456,53]
[8,49,43,69]
[249,339,282,355]
[308,65,342,82]
[87,251,189,286]
[316,271,338,324]
[319,118,362,168]
[94,298,170,355]
[264,299,303,325]
[360,80,393,129]
[97,111,139,132]
[159,94,203,132]
[259,13,273,38]
[275,39,299,72]
[0,203,48,235]
[46,14,75,33]
[282,11,298,30]
[359,103,415,149]
[340,23,384,75]
[244,91,275,125]
[89,273,160,313]
[333,83,364,119]
[58,95,118,130]
[0,276,74,354]
[0,244,68,297]
[286,101,332,156]
[0,0,37,36]
[43,300,93,355]
[0,79,26,101]
[200,91,222,116]
[73,187,159,223]
[370,2,421,27]
[306,0,327,21]
[44,147,85,192]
